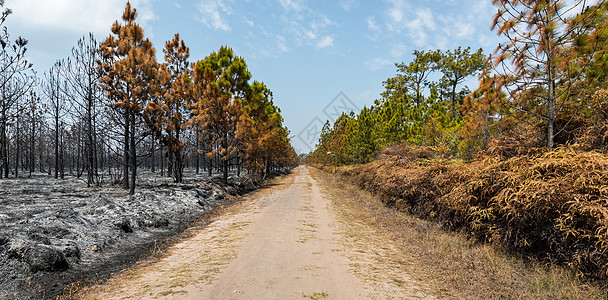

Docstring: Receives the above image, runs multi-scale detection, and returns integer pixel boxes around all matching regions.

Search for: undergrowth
[313,167,606,299]
[323,145,608,284]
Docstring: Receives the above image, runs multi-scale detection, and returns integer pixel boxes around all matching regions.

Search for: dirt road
[81,166,432,299]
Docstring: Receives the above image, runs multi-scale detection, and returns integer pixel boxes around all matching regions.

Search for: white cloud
[365,57,392,71]
[368,0,497,50]
[453,21,475,39]
[278,0,304,12]
[317,36,333,48]
[256,27,290,56]
[4,0,155,35]
[388,8,403,26]
[305,30,317,40]
[386,0,409,31]
[197,0,232,31]
[367,16,379,31]
[244,17,254,27]
[390,43,407,58]
[339,0,357,11]
[276,1,337,50]
[366,16,381,41]
[310,15,331,32]
[406,19,428,47]
[277,35,289,53]
[414,8,435,31]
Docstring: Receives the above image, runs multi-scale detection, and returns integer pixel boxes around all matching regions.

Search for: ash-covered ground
[0,170,264,299]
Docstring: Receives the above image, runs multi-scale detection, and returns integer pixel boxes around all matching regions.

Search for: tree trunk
[222,133,228,184]
[14,117,19,178]
[29,115,34,178]
[151,136,155,173]
[129,111,136,195]
[2,109,8,179]
[175,152,183,183]
[451,82,457,121]
[173,126,183,183]
[237,156,241,177]
[207,139,212,177]
[195,128,200,174]
[123,108,130,190]
[54,104,59,179]
[160,146,164,177]
[547,23,556,152]
[86,78,96,186]
[60,128,65,179]
[547,78,555,151]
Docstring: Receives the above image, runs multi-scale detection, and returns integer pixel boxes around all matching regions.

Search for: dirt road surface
[81,166,432,299]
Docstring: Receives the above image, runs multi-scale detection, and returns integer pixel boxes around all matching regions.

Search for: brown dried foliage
[336,146,608,282]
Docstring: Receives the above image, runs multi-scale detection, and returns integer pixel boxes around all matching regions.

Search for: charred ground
[0,170,279,300]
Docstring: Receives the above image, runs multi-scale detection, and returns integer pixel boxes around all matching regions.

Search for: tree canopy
[311,1,608,165]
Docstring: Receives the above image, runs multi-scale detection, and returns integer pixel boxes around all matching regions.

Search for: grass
[302,291,329,299]
[303,265,326,271]
[300,221,319,228]
[310,167,607,299]
[157,289,187,296]
[56,281,82,300]
[297,233,316,243]
[300,204,314,212]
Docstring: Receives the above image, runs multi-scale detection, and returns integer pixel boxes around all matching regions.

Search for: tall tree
[100,2,159,194]
[25,91,41,177]
[193,46,250,184]
[486,0,595,150]
[0,5,34,178]
[435,46,485,121]
[189,65,213,176]
[388,50,439,109]
[237,81,284,176]
[64,34,104,186]
[145,33,191,183]
[41,61,66,179]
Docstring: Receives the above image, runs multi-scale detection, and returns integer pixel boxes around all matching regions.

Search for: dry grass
[335,146,608,283]
[302,291,330,299]
[311,167,606,299]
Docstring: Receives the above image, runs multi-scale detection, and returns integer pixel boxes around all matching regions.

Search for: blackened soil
[0,171,265,300]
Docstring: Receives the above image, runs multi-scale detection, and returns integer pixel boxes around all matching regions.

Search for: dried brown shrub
[342,147,608,281]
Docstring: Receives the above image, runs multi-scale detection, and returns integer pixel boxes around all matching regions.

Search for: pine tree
[237,81,277,176]
[0,5,34,179]
[64,34,104,186]
[435,46,484,121]
[486,0,592,151]
[145,33,191,183]
[41,61,66,179]
[100,1,159,194]
[25,91,42,177]
[192,46,251,184]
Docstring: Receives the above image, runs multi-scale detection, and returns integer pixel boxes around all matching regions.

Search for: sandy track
[81,166,431,299]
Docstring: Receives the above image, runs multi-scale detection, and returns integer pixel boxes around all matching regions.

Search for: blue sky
[4,0,500,153]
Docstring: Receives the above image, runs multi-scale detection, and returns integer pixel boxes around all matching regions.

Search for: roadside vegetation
[312,167,606,299]
[308,0,608,289]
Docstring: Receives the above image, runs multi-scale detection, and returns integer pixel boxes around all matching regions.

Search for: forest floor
[0,170,258,300]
